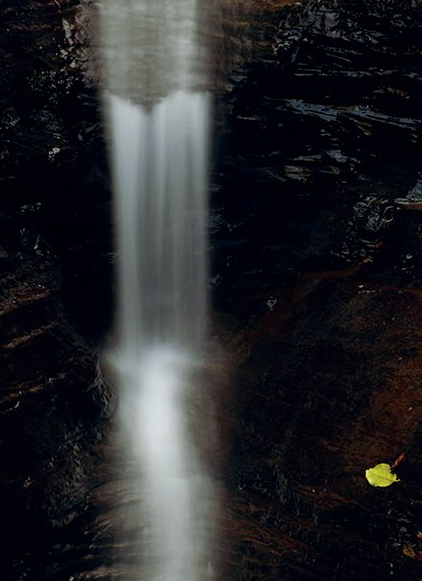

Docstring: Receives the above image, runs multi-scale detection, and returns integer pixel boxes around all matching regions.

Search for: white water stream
[97,1,216,580]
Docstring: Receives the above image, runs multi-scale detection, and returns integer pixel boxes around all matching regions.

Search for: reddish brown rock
[219,263,422,580]
[210,1,422,580]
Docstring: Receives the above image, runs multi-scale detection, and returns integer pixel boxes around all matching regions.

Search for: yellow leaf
[365,463,400,487]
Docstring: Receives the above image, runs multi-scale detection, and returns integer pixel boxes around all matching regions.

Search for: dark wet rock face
[212,1,422,580]
[213,0,422,300]
[0,0,112,338]
[0,1,114,579]
[0,216,115,580]
[222,270,422,581]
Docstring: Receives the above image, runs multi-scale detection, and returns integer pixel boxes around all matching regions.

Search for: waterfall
[97,1,216,580]
[109,90,209,357]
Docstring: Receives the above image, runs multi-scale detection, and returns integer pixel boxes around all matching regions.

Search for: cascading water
[97,1,216,579]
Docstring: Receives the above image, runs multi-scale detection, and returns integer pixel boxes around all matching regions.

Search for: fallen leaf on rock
[402,545,416,559]
[365,463,400,487]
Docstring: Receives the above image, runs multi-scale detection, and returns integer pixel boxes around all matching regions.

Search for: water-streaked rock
[212,0,422,294]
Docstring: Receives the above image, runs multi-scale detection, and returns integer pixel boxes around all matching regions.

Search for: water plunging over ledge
[109,90,209,355]
[97,1,216,580]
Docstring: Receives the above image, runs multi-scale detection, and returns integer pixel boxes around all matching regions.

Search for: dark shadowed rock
[0,214,115,580]
[210,1,422,580]
[220,264,422,581]
[0,1,114,579]
[0,0,113,338]
[212,0,422,300]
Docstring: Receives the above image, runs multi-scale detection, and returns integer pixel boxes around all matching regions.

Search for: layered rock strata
[213,1,422,580]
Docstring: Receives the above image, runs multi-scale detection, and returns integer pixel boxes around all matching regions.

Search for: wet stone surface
[0,0,112,338]
[212,0,422,300]
[219,266,422,581]
[0,214,115,581]
[211,1,422,580]
[0,1,114,579]
[0,0,422,581]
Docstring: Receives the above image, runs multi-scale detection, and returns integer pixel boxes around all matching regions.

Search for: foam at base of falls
[116,345,215,581]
